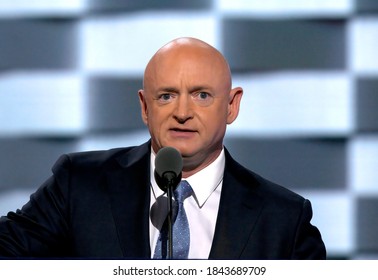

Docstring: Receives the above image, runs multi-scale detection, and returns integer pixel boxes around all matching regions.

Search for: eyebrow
[157,87,179,93]
[157,85,213,93]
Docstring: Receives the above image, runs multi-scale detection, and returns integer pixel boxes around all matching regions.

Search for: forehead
[145,44,230,88]
[163,52,218,74]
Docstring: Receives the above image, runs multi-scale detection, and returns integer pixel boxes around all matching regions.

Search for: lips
[169,127,197,137]
[171,128,196,133]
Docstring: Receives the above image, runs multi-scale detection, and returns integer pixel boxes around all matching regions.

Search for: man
[0,37,326,259]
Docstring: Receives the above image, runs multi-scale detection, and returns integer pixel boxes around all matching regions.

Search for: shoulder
[51,141,150,174]
[52,147,128,172]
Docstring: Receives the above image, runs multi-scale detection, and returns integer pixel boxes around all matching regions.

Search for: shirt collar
[150,148,225,207]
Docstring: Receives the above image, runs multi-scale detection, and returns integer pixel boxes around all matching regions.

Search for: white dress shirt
[149,148,225,259]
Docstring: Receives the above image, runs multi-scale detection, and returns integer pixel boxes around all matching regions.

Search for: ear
[227,87,243,124]
[138,89,148,125]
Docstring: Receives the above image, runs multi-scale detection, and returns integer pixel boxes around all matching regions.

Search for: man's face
[139,43,242,175]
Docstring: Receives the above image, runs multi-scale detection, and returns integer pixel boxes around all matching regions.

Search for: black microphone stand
[155,170,181,259]
[154,146,183,259]
[166,181,174,259]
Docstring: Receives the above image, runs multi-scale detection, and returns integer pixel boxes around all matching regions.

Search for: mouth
[169,127,197,137]
[170,128,196,133]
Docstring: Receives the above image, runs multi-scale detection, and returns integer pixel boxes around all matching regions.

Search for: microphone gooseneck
[154,146,183,259]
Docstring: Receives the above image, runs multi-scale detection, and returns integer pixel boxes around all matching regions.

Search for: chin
[170,145,197,157]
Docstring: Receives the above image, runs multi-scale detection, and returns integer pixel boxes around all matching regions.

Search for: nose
[173,94,193,123]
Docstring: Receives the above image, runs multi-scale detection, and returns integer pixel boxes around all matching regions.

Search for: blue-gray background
[1,0,378,259]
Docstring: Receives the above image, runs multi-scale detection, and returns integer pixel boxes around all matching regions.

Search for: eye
[160,93,171,101]
[198,92,209,99]
[157,93,175,104]
[193,91,214,106]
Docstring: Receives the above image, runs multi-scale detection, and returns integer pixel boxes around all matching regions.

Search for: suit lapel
[105,142,151,259]
[209,149,265,259]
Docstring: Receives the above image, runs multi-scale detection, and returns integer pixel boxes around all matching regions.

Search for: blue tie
[153,180,193,259]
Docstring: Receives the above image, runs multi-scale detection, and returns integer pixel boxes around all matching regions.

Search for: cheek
[199,109,228,133]
[146,110,167,131]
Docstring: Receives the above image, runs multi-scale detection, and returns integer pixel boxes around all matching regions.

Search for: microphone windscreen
[155,146,183,177]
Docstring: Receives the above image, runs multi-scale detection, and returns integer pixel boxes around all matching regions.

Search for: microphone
[154,146,183,192]
[153,146,183,259]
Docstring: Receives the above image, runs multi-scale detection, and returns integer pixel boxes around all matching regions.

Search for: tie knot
[174,180,193,203]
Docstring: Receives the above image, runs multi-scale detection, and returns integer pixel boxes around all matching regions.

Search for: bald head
[143,37,232,92]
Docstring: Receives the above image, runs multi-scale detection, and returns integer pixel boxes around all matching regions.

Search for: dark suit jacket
[0,140,326,259]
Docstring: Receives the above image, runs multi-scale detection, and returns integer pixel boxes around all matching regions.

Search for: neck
[181,149,222,178]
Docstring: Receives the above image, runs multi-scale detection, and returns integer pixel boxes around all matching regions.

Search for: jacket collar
[209,148,265,259]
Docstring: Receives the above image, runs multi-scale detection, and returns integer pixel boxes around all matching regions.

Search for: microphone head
[154,146,183,192]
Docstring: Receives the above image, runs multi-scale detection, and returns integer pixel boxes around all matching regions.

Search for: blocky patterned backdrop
[1,0,378,259]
